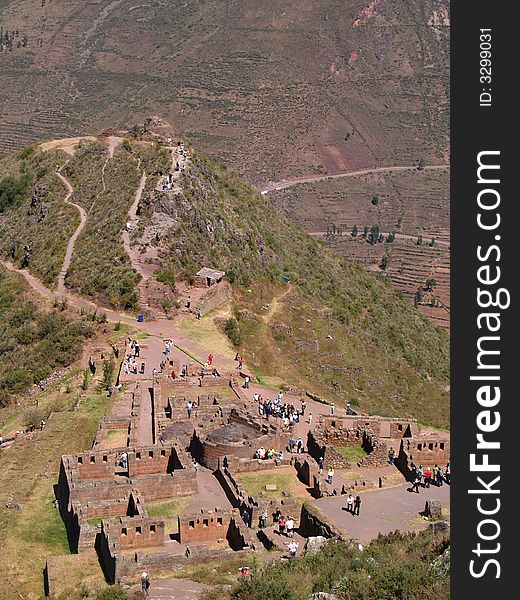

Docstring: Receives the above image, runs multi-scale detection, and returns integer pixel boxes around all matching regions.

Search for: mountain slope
[0,128,449,425]
[0,0,449,184]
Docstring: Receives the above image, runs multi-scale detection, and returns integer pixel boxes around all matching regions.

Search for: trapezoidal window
[203,519,209,528]
[136,526,142,535]
[189,521,195,529]
[150,524,156,533]
[90,456,95,464]
[122,527,127,536]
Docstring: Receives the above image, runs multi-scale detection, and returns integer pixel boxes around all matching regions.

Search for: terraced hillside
[0,0,449,185]
[272,168,450,328]
[0,127,449,426]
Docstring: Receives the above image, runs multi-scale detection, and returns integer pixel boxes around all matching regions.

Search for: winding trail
[56,165,87,295]
[121,170,147,273]
[260,164,449,194]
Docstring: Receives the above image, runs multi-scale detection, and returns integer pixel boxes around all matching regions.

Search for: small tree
[430,237,436,247]
[425,277,437,292]
[387,231,395,243]
[371,194,380,206]
[103,359,115,389]
[351,224,358,237]
[369,224,381,245]
[363,225,369,238]
[416,235,423,245]
[380,255,390,270]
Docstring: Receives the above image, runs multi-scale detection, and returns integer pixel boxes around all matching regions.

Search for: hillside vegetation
[140,147,450,426]
[0,147,79,285]
[0,266,91,406]
[229,530,450,600]
[0,133,449,425]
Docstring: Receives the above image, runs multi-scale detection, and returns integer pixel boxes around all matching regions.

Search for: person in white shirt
[286,517,294,537]
[288,539,299,557]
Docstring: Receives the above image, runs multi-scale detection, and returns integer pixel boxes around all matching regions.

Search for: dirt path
[315,481,450,544]
[261,285,292,323]
[121,170,148,278]
[56,164,87,294]
[261,164,449,194]
[107,135,123,158]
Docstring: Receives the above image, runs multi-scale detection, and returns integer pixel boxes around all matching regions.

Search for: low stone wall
[299,503,344,540]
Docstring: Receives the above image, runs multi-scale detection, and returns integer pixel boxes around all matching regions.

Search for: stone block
[424,499,442,519]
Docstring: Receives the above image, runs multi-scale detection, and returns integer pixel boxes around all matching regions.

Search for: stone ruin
[53,351,450,587]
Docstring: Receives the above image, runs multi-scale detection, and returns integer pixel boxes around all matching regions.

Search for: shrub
[95,587,129,600]
[0,173,31,212]
[224,317,241,346]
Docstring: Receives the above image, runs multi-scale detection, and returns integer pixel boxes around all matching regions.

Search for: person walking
[388,447,395,465]
[187,401,193,419]
[330,401,335,416]
[318,456,324,472]
[208,353,213,366]
[140,571,150,597]
[353,495,361,516]
[437,465,444,487]
[259,511,268,529]
[327,467,334,485]
[411,474,421,493]
[346,493,354,513]
[286,516,294,537]
[424,467,433,488]
[308,413,313,426]
[278,515,286,536]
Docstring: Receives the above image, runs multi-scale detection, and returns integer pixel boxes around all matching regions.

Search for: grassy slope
[0,266,92,406]
[64,141,142,308]
[0,138,449,426]
[150,151,449,427]
[0,147,79,285]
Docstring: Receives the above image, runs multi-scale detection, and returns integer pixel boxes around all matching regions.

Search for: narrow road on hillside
[308,230,450,247]
[56,165,87,295]
[261,164,449,194]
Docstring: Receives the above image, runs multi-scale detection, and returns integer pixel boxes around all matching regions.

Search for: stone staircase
[257,525,306,557]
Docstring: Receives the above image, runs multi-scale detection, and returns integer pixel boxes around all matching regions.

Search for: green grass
[335,446,369,464]
[146,497,193,532]
[236,470,306,509]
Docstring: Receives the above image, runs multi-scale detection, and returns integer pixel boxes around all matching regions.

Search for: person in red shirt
[424,467,433,488]
[278,515,286,536]
[208,353,213,365]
